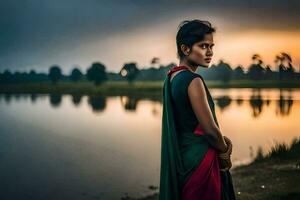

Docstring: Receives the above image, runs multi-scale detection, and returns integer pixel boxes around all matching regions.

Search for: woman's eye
[200,44,214,50]
[200,44,207,49]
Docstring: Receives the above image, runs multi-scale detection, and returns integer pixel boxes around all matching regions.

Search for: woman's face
[184,33,214,68]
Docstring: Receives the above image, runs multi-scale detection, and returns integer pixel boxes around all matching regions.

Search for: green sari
[159,67,236,200]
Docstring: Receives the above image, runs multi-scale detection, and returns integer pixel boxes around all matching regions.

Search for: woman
[159,20,236,200]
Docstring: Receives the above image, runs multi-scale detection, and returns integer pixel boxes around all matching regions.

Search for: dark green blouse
[170,69,219,133]
[170,70,200,132]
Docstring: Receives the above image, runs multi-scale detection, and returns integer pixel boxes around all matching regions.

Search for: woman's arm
[188,77,228,153]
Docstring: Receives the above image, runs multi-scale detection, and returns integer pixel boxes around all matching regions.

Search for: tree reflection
[30,93,38,104]
[87,95,106,112]
[14,93,21,101]
[236,97,244,106]
[71,94,83,106]
[120,95,138,111]
[249,89,264,117]
[49,93,62,108]
[0,89,296,119]
[276,90,293,116]
[4,94,12,104]
[119,95,163,115]
[216,96,232,112]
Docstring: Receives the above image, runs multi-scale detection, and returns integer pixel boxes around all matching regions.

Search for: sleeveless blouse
[170,70,201,133]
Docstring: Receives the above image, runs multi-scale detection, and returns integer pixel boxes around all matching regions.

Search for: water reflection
[276,90,293,116]
[236,97,244,106]
[71,94,83,106]
[49,93,62,108]
[120,96,138,111]
[4,93,12,104]
[216,96,231,112]
[0,89,299,118]
[250,91,264,117]
[0,88,300,199]
[30,93,38,103]
[87,95,106,112]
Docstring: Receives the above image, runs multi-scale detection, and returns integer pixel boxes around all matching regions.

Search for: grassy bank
[0,79,300,95]
[122,137,300,200]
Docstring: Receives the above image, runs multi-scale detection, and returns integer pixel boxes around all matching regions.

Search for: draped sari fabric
[159,66,236,200]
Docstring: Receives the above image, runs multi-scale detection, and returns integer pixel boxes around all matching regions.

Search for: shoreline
[122,137,300,200]
[1,80,300,96]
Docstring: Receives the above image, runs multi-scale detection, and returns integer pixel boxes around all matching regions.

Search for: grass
[231,136,300,200]
[121,136,300,200]
[1,79,300,96]
[254,137,300,162]
[0,81,163,95]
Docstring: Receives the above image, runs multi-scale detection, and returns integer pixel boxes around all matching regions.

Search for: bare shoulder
[188,75,206,96]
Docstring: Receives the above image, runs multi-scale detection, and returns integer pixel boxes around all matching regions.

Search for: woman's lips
[205,58,211,62]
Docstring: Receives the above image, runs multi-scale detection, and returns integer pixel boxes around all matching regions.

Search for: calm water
[0,88,300,199]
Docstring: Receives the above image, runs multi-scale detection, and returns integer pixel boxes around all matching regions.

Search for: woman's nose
[207,48,213,56]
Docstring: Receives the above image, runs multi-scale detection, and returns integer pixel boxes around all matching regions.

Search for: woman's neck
[178,60,198,72]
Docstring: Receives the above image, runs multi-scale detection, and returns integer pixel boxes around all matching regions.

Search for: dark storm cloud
[0,0,299,71]
[0,0,151,70]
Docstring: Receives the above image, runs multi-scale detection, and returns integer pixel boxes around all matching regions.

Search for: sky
[1,0,300,74]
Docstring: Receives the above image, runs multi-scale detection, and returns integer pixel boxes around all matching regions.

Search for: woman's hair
[176,19,216,59]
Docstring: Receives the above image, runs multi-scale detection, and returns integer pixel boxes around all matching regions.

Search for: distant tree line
[0,52,300,85]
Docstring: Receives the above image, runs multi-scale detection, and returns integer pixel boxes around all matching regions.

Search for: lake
[0,88,299,199]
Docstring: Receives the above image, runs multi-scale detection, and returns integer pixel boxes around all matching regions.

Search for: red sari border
[181,118,222,200]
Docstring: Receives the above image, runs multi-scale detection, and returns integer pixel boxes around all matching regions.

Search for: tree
[86,62,107,85]
[232,65,245,80]
[275,53,295,80]
[247,54,265,80]
[3,70,13,82]
[48,65,62,84]
[281,52,295,79]
[150,57,160,68]
[275,54,283,80]
[28,69,37,82]
[119,62,140,83]
[264,65,274,79]
[215,59,232,82]
[29,69,36,76]
[70,67,83,82]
